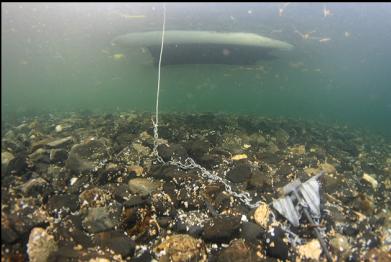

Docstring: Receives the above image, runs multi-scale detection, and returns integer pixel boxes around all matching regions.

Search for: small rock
[247,170,270,189]
[274,129,290,144]
[128,178,161,196]
[174,210,209,237]
[198,154,221,169]
[109,183,129,201]
[82,205,122,233]
[47,136,73,148]
[330,233,351,259]
[19,178,48,195]
[1,151,15,173]
[186,139,210,160]
[122,208,138,227]
[240,222,264,242]
[29,148,50,163]
[226,164,252,183]
[297,239,322,261]
[27,227,58,262]
[258,151,281,164]
[248,132,266,145]
[132,143,151,157]
[55,124,63,132]
[123,196,149,208]
[353,193,375,215]
[50,149,68,163]
[264,226,290,260]
[304,167,321,176]
[217,239,255,262]
[157,217,172,228]
[79,187,113,209]
[66,138,109,173]
[8,153,28,174]
[231,154,248,161]
[289,144,306,155]
[320,162,336,174]
[1,212,19,244]
[46,194,79,215]
[324,173,340,192]
[6,203,48,237]
[94,231,135,258]
[362,173,378,190]
[154,234,207,262]
[127,165,143,176]
[157,143,188,162]
[364,248,391,261]
[254,202,272,229]
[202,216,241,243]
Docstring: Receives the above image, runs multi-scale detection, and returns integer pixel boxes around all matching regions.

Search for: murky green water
[2,3,391,136]
[2,4,391,261]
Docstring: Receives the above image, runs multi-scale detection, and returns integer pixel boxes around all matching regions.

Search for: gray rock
[1,212,19,244]
[49,149,68,163]
[8,201,48,238]
[240,222,264,242]
[186,139,210,160]
[247,170,270,189]
[157,143,188,162]
[46,194,79,215]
[128,178,161,196]
[94,232,136,258]
[66,138,109,173]
[29,148,50,163]
[274,129,290,144]
[217,239,255,262]
[226,164,252,183]
[27,227,58,262]
[19,178,48,195]
[202,216,241,243]
[1,151,15,174]
[82,204,121,233]
[47,136,73,148]
[2,136,25,152]
[264,226,290,260]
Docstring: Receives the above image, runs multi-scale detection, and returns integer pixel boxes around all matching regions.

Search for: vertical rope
[153,3,166,159]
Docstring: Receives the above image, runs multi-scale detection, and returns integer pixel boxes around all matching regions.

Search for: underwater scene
[1,2,391,261]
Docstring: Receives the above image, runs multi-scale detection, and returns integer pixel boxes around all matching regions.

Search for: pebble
[202,216,241,243]
[264,226,290,260]
[362,173,378,190]
[82,205,121,233]
[289,144,306,155]
[254,202,272,229]
[157,143,188,162]
[154,234,207,262]
[240,222,264,242]
[1,212,19,244]
[49,149,68,163]
[297,239,322,260]
[217,239,255,262]
[226,164,252,183]
[128,178,161,196]
[231,154,248,161]
[27,227,58,262]
[330,233,351,259]
[320,162,336,174]
[1,151,15,173]
[46,136,73,148]
[65,138,109,173]
[94,231,136,258]
[19,178,48,195]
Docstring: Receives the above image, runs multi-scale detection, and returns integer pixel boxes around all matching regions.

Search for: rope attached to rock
[150,3,262,209]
